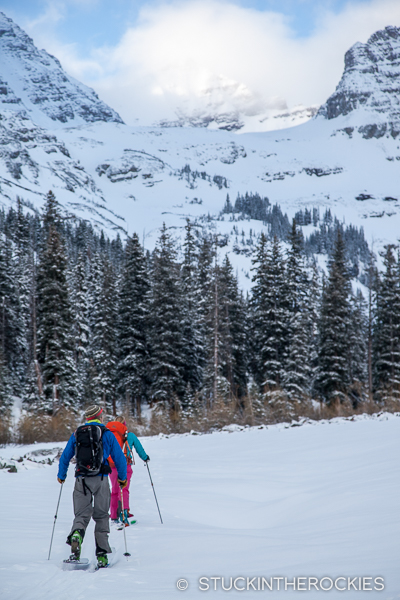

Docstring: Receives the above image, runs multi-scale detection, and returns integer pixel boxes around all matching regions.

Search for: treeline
[221,193,371,278]
[0,192,398,439]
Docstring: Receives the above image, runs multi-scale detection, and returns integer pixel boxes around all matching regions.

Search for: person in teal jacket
[124,428,150,523]
[126,430,149,462]
[107,415,149,526]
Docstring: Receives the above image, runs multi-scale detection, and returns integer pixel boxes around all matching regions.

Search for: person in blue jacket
[57,404,127,568]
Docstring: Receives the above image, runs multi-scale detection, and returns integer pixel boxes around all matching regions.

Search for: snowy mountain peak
[156,74,317,133]
[0,11,123,128]
[318,25,400,138]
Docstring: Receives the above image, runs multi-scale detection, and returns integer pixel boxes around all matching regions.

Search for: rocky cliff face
[0,12,123,128]
[0,12,126,231]
[318,26,400,138]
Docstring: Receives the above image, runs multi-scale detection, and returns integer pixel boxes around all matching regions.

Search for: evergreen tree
[36,221,77,413]
[0,234,25,399]
[282,221,312,399]
[117,233,150,418]
[72,252,90,405]
[219,255,248,398]
[314,230,353,404]
[249,232,268,389]
[348,289,368,405]
[90,254,117,413]
[149,224,184,403]
[15,197,32,358]
[372,245,400,399]
[42,190,63,238]
[250,235,288,392]
[180,220,203,395]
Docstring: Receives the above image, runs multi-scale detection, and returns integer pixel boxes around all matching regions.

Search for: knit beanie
[84,405,103,420]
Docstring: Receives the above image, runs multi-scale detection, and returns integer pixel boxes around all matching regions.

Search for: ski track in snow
[0,414,399,599]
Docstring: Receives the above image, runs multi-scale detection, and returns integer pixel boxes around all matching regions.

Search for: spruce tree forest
[0,191,398,443]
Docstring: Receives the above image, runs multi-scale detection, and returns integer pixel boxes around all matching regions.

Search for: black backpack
[75,423,105,477]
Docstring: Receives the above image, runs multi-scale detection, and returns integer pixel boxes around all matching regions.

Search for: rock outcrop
[0,12,123,127]
[318,26,400,138]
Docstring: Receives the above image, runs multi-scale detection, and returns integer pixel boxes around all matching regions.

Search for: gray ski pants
[69,476,112,554]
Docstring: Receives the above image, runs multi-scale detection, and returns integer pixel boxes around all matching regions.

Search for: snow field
[0,414,399,599]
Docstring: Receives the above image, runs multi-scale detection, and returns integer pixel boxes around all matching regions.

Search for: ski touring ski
[116,518,137,530]
[62,558,90,571]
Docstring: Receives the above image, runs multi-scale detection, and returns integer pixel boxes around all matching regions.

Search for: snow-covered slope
[0,414,399,599]
[0,12,400,282]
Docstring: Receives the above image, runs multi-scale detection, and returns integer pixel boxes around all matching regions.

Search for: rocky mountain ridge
[0,12,123,128]
[318,26,400,139]
[0,13,399,284]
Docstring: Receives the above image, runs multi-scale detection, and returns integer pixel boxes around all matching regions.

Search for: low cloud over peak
[22,0,400,126]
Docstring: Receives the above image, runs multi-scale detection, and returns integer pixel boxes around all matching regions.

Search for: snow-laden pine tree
[72,252,90,405]
[372,245,400,400]
[281,220,312,401]
[347,289,368,405]
[89,254,117,414]
[14,199,42,410]
[195,234,217,407]
[314,229,353,405]
[0,235,20,414]
[149,224,184,404]
[14,198,32,371]
[218,255,248,399]
[249,232,268,389]
[250,234,288,393]
[41,190,62,238]
[180,220,203,397]
[117,233,150,418]
[199,236,238,407]
[36,220,77,413]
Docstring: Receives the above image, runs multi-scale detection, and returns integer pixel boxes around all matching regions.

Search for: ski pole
[48,482,64,560]
[120,486,131,557]
[145,462,163,524]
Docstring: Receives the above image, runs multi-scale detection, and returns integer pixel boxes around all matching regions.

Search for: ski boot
[96,553,109,569]
[69,530,83,561]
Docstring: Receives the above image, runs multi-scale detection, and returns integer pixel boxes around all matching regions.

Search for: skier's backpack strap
[123,438,135,465]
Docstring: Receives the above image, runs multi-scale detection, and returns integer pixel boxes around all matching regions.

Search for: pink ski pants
[110,464,133,519]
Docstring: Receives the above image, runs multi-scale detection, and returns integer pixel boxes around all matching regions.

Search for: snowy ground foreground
[0,414,399,599]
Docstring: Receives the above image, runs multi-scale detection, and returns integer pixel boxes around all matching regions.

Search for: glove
[118,478,128,489]
[57,477,65,484]
[145,455,150,462]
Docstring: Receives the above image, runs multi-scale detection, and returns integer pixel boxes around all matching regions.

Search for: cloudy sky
[1,0,400,124]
